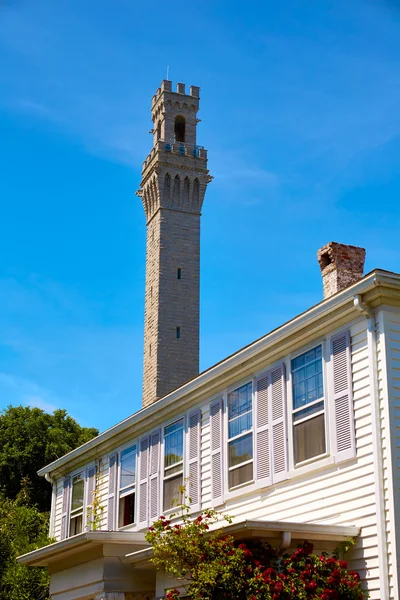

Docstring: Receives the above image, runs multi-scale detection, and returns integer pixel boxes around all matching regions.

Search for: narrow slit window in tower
[157,121,161,141]
[177,268,182,279]
[176,327,181,339]
[174,116,186,142]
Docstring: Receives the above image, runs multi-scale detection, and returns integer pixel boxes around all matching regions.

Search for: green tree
[0,484,51,600]
[0,405,98,512]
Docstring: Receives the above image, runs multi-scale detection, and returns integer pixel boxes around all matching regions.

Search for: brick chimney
[317,242,366,299]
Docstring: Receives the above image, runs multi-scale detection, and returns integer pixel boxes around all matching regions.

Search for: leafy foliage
[0,405,98,511]
[0,484,51,600]
[146,502,365,600]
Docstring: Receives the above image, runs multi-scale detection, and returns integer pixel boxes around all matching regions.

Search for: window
[292,345,326,464]
[163,419,184,510]
[176,326,181,339]
[228,382,253,488]
[174,116,185,142]
[177,268,182,279]
[118,445,136,527]
[69,473,84,535]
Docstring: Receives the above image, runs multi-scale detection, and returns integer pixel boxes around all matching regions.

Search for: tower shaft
[138,80,211,408]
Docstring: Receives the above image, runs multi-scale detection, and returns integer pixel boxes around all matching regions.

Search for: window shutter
[255,373,272,488]
[139,436,150,529]
[149,430,161,522]
[107,453,118,530]
[60,476,70,540]
[188,409,201,512]
[271,363,288,483]
[85,465,96,531]
[210,398,223,507]
[331,330,355,462]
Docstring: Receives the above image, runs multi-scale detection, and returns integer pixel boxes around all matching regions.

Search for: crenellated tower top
[137,80,211,224]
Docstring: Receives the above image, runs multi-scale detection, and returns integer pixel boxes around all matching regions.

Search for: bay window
[163,419,184,510]
[228,382,253,488]
[291,345,326,464]
[118,445,136,527]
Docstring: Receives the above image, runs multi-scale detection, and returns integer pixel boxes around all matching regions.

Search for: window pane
[294,414,326,463]
[119,492,135,527]
[228,382,252,420]
[163,474,183,510]
[120,447,136,490]
[229,462,253,488]
[229,433,253,468]
[164,420,184,468]
[292,346,323,410]
[70,514,83,536]
[71,476,84,512]
[293,401,324,422]
[228,411,252,439]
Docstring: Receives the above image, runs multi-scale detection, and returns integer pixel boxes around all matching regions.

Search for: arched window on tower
[163,173,171,204]
[156,121,161,141]
[174,116,186,143]
[173,175,180,204]
[192,178,200,210]
[183,177,190,207]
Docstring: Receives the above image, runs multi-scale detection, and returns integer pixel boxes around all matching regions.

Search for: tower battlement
[138,81,211,407]
[152,80,200,107]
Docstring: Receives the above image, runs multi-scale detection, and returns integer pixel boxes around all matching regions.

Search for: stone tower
[137,80,212,408]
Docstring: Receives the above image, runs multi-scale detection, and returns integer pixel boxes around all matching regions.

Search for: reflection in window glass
[119,445,136,527]
[292,346,326,464]
[228,383,253,488]
[164,419,184,510]
[70,473,84,536]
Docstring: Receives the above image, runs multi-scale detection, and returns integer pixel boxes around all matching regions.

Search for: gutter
[38,269,395,477]
[353,294,389,599]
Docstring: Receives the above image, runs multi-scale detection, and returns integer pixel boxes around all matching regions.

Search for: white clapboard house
[19,82,400,600]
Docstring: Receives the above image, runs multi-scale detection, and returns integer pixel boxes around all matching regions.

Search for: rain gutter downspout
[353,294,389,598]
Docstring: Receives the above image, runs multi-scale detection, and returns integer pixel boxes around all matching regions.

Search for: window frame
[117,441,138,530]
[162,416,186,514]
[68,469,85,537]
[287,339,330,471]
[224,378,255,493]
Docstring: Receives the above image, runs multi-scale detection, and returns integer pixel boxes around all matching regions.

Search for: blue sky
[1,0,400,432]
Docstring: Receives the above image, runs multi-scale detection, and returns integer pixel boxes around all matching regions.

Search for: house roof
[38,268,400,478]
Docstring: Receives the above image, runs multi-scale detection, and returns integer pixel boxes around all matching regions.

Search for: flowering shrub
[145,503,365,600]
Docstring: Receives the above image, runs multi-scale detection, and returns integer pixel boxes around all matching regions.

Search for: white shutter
[271,363,288,483]
[149,430,161,522]
[60,476,70,540]
[210,398,223,507]
[107,454,118,530]
[331,330,356,462]
[255,373,272,488]
[188,410,201,512]
[85,465,96,531]
[139,436,150,529]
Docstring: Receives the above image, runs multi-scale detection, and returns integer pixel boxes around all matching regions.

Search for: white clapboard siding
[378,310,400,600]
[49,318,383,598]
[199,321,380,598]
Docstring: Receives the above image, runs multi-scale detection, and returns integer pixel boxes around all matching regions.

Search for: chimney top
[317,242,366,299]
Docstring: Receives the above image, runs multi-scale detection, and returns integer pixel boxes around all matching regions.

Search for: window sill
[118,522,137,532]
[289,454,334,479]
